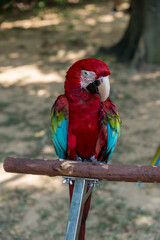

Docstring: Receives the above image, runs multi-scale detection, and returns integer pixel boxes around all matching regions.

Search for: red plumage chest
[68,96,100,159]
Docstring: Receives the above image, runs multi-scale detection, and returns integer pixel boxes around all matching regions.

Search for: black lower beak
[86,79,101,94]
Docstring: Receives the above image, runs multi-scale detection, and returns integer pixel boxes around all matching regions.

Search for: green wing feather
[99,99,121,162]
[51,95,69,159]
[107,113,121,137]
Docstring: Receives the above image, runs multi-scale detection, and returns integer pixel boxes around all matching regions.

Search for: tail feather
[69,182,92,240]
[78,223,85,240]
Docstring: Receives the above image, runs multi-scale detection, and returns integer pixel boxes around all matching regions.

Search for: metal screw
[88,179,99,188]
[93,180,99,188]
[63,179,67,184]
[63,177,74,185]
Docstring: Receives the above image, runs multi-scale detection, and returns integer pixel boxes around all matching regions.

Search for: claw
[101,161,106,164]
[90,155,99,163]
[74,156,82,162]
[83,159,88,162]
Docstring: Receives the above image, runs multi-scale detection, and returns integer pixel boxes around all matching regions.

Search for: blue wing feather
[138,156,160,188]
[138,145,160,187]
[98,98,121,163]
[52,117,67,159]
[154,156,160,166]
[51,95,68,159]
[105,122,118,162]
[52,131,62,157]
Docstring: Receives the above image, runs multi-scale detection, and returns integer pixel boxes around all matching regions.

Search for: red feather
[65,58,110,160]
[52,58,119,240]
[64,59,111,239]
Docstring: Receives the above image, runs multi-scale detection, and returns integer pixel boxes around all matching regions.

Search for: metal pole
[65,178,89,240]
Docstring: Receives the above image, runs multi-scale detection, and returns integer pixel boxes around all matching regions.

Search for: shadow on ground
[0,1,160,239]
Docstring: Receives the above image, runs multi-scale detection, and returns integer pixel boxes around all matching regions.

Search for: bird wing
[138,144,160,187]
[150,144,160,166]
[97,98,121,163]
[51,95,69,159]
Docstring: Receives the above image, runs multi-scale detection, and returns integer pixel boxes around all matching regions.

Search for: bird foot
[83,159,88,162]
[90,155,99,163]
[100,161,106,164]
[74,156,82,162]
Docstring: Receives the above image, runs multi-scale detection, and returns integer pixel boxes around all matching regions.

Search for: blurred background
[0,0,160,239]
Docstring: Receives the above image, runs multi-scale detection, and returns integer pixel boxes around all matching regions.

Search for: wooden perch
[3,157,160,183]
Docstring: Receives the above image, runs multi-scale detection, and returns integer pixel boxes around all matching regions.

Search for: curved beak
[86,76,110,101]
[98,76,110,102]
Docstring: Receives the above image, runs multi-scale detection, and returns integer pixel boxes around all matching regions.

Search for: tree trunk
[143,0,160,63]
[100,0,160,64]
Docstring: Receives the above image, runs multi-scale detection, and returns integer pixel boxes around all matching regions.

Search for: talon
[101,161,106,164]
[90,155,99,163]
[83,159,88,162]
[74,156,82,162]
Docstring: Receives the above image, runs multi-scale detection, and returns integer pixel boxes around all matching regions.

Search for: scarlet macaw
[51,58,121,240]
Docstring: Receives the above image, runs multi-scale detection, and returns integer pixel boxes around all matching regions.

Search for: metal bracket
[63,177,100,240]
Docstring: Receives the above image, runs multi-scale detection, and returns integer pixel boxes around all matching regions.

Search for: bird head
[65,58,110,102]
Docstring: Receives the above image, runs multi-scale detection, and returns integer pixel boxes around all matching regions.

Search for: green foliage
[0,0,12,9]
[0,0,79,12]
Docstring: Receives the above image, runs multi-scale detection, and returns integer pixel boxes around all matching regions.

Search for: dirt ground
[0,1,160,239]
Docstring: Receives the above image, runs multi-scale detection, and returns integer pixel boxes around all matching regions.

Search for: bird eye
[83,70,89,76]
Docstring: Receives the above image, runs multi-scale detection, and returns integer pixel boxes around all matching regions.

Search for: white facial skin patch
[81,70,110,101]
[81,70,96,89]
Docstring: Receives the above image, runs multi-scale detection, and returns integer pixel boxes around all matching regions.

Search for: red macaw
[51,58,121,240]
